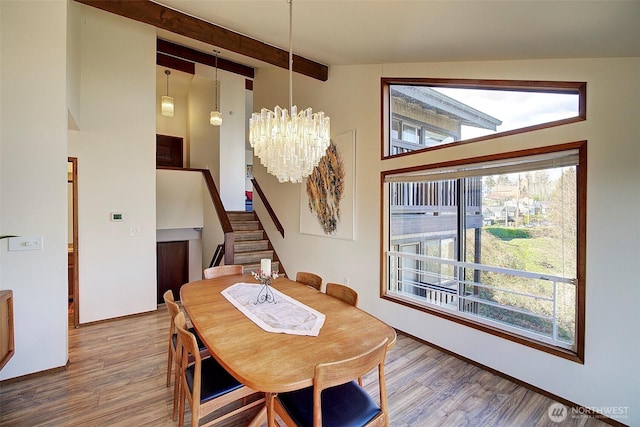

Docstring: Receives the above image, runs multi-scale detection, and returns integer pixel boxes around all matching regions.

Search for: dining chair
[174,311,265,427]
[203,264,243,279]
[295,272,322,291]
[325,282,366,385]
[325,282,359,307]
[163,290,209,420]
[274,337,390,427]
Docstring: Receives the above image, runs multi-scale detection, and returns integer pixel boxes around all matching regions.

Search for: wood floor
[0,305,609,427]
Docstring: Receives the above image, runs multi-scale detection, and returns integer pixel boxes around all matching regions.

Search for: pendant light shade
[210,111,223,126]
[210,50,222,126]
[161,69,174,117]
[248,0,330,183]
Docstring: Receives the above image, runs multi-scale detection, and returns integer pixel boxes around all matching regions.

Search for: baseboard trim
[395,329,627,427]
[0,362,67,385]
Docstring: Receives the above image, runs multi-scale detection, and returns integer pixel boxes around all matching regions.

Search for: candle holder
[252,269,279,304]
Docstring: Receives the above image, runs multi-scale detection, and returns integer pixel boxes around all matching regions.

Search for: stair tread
[235,241,269,248]
[235,250,274,256]
[223,210,284,275]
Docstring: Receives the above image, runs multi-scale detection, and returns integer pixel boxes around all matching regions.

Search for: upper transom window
[382,79,586,158]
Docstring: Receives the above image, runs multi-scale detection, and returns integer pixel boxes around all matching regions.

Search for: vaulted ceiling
[79,0,640,78]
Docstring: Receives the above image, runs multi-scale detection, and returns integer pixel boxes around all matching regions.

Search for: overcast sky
[433,87,579,140]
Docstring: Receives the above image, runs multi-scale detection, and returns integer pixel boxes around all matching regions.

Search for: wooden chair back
[295,272,322,291]
[163,290,182,420]
[163,290,178,382]
[164,290,181,327]
[174,312,201,427]
[174,311,264,427]
[325,283,359,307]
[203,264,243,279]
[275,337,389,427]
[316,336,388,390]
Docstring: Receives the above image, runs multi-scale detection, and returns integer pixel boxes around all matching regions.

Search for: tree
[531,170,551,200]
[549,167,577,274]
[497,174,511,186]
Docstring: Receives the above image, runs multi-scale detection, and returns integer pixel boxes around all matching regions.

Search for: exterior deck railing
[387,250,576,349]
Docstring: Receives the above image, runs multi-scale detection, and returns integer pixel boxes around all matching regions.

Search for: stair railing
[157,166,235,265]
[209,244,224,268]
[200,169,236,265]
[251,178,284,238]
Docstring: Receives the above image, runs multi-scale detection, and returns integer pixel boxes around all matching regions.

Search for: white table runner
[221,283,325,336]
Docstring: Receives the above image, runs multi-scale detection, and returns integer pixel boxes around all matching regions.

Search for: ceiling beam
[157,52,195,75]
[74,0,328,81]
[157,39,254,79]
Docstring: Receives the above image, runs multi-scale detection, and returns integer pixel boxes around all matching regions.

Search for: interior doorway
[156,241,189,303]
[68,158,79,328]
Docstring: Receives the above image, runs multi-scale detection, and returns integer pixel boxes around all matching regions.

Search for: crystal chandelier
[161,69,174,117]
[249,0,330,183]
[210,50,222,126]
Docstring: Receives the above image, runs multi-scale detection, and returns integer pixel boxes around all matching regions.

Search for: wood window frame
[381,78,587,160]
[380,141,587,363]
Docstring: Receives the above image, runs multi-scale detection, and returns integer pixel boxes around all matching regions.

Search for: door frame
[68,157,79,328]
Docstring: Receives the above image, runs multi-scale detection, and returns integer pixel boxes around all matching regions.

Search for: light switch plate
[8,236,44,251]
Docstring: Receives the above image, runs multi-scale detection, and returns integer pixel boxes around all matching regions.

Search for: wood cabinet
[0,290,14,370]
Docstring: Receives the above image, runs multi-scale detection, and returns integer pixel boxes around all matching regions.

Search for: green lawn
[474,227,576,343]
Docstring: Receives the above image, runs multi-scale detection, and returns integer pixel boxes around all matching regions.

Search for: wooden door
[157,241,189,303]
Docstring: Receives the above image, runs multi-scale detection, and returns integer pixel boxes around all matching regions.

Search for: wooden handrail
[251,178,284,238]
[158,166,235,265]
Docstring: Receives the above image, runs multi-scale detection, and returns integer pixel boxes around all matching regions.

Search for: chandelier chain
[288,0,293,111]
[214,50,219,110]
[165,69,170,97]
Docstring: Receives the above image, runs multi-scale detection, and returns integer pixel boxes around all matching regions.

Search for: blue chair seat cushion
[172,327,208,352]
[277,380,381,427]
[185,357,244,404]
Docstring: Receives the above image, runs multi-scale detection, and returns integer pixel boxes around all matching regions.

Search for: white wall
[68,5,157,324]
[156,170,203,229]
[66,0,81,130]
[188,73,218,173]
[252,58,640,424]
[216,70,246,211]
[188,64,246,210]
[156,169,205,281]
[0,0,69,379]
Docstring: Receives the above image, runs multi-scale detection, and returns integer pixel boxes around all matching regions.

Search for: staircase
[227,211,283,275]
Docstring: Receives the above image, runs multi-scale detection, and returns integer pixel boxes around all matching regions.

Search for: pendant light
[248,0,330,183]
[210,50,222,126]
[161,69,174,117]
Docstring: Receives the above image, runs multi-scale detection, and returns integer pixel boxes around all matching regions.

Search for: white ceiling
[153,0,640,69]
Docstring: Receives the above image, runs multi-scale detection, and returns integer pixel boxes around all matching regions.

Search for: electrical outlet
[129,226,141,237]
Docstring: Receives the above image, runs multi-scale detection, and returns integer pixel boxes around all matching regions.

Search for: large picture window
[382,78,586,158]
[381,142,586,362]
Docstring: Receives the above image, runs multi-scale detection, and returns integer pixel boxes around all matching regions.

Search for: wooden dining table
[180,273,397,427]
